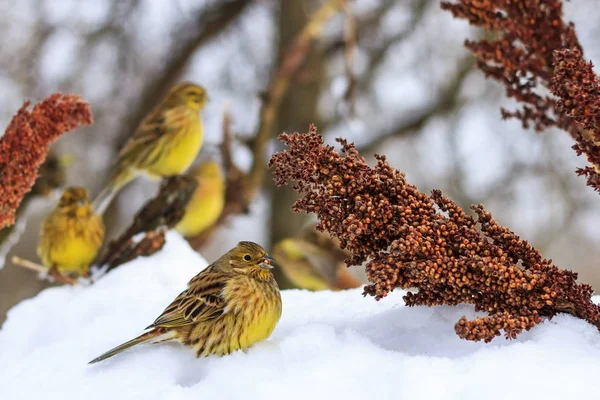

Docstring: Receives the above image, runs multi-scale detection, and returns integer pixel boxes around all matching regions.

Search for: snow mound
[1,232,600,399]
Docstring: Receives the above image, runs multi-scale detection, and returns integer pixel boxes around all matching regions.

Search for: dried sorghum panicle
[0,93,93,229]
[442,0,600,192]
[270,126,600,342]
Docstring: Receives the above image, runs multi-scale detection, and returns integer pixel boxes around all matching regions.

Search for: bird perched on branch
[37,187,104,284]
[175,160,225,238]
[93,82,208,215]
[89,241,282,364]
[273,228,361,291]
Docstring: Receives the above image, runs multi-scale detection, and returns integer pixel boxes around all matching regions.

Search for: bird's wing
[147,266,228,329]
[118,105,188,166]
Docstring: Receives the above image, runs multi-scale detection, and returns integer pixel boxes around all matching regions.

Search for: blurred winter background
[0,0,599,324]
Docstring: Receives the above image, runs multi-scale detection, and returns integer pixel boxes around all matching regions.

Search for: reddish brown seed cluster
[441,0,580,132]
[441,1,600,192]
[269,126,600,342]
[551,48,600,191]
[0,93,93,229]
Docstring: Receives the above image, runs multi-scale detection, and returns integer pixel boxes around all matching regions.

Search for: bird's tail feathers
[88,328,173,364]
[92,167,135,215]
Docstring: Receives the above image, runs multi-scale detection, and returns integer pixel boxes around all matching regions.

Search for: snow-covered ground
[1,232,599,400]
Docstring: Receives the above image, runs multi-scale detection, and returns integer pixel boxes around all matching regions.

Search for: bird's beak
[259,255,275,270]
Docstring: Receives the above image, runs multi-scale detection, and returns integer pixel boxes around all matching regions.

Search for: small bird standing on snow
[89,241,282,364]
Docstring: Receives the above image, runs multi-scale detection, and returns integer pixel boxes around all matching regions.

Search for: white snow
[1,232,600,399]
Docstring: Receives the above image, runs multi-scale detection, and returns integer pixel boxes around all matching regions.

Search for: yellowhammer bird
[273,229,361,291]
[175,160,225,238]
[37,187,104,284]
[89,241,281,364]
[93,82,208,215]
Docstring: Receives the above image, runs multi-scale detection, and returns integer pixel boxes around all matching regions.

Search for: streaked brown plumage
[93,82,208,215]
[89,241,282,364]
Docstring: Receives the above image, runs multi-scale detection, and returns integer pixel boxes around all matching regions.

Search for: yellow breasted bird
[37,187,104,284]
[93,82,208,215]
[175,160,225,238]
[89,241,282,364]
[273,229,361,291]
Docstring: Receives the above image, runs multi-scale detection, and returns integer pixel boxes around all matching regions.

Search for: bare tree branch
[357,56,474,154]
[359,0,432,88]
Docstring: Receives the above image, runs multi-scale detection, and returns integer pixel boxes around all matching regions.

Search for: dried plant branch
[269,126,600,342]
[99,229,167,273]
[342,0,357,113]
[220,108,249,218]
[0,93,93,229]
[98,175,197,271]
[441,0,600,193]
[551,48,600,191]
[441,0,580,132]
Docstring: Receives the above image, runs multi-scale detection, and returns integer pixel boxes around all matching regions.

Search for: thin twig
[221,106,235,182]
[11,256,47,274]
[245,0,345,201]
[342,0,357,113]
[188,108,243,248]
[357,56,474,154]
[11,256,80,285]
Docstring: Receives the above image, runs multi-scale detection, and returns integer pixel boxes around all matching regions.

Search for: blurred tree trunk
[269,0,325,286]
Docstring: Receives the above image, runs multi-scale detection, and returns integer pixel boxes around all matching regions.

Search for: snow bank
[1,232,600,400]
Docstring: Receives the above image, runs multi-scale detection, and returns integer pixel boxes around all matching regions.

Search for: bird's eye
[243,254,252,262]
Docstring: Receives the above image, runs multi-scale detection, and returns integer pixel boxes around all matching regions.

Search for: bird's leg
[48,266,77,286]
[80,268,94,285]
